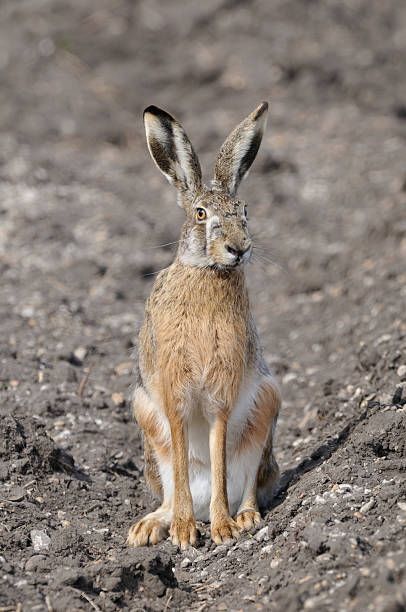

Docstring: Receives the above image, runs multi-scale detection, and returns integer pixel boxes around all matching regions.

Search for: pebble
[255,527,269,542]
[30,529,51,552]
[180,557,191,568]
[184,546,200,560]
[270,559,279,568]
[360,498,375,514]
[304,598,317,609]
[8,486,26,502]
[237,539,255,551]
[397,365,406,378]
[25,555,46,571]
[73,346,87,363]
[111,392,125,406]
[261,544,273,555]
[397,502,406,513]
[115,362,134,376]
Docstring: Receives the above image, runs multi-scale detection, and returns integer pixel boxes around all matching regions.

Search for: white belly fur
[153,374,277,522]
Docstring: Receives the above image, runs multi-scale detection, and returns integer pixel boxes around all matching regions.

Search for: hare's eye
[196,208,207,221]
[243,205,248,218]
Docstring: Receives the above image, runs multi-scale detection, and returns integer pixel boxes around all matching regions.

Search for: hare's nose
[225,244,251,258]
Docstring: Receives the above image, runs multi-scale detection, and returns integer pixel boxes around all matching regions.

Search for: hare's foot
[211,514,240,545]
[170,515,198,550]
[235,507,261,532]
[127,509,171,547]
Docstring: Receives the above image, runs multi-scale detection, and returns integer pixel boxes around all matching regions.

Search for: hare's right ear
[144,106,202,200]
[213,102,268,197]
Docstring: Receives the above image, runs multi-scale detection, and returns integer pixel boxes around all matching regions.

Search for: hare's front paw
[235,509,261,532]
[211,516,240,545]
[170,515,198,549]
[127,514,170,547]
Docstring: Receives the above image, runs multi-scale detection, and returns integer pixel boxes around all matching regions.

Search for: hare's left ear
[213,102,268,197]
[144,105,202,198]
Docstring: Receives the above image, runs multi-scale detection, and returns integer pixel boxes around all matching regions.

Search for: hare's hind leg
[234,379,280,532]
[127,387,172,547]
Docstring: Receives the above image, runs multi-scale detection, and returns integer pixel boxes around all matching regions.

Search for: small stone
[9,380,19,388]
[270,559,279,568]
[8,486,26,502]
[61,520,71,527]
[238,539,255,550]
[185,547,201,560]
[114,362,134,376]
[30,530,51,552]
[397,502,406,513]
[102,575,122,591]
[111,392,125,406]
[180,557,191,568]
[255,527,269,542]
[354,512,363,519]
[304,598,317,609]
[217,603,227,610]
[214,545,228,556]
[360,498,375,514]
[73,346,87,364]
[314,495,326,505]
[282,372,297,384]
[25,555,46,571]
[260,544,273,555]
[397,365,406,378]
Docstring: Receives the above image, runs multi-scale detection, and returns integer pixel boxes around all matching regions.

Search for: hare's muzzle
[224,242,252,266]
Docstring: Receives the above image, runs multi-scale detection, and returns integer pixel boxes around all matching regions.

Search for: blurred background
[1,0,405,408]
[1,1,406,608]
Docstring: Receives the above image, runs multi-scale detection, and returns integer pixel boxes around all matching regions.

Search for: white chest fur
[156,375,273,521]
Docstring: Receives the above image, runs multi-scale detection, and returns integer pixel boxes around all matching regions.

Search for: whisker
[147,240,181,249]
[251,251,286,273]
[141,267,168,278]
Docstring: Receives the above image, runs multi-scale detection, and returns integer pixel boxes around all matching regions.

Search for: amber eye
[196,208,207,221]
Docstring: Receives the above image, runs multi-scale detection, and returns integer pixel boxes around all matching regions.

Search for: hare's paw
[211,516,240,545]
[127,514,170,547]
[235,509,261,532]
[170,516,198,549]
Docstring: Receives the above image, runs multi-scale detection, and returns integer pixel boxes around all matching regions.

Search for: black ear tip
[254,101,269,120]
[143,105,174,122]
[144,105,161,117]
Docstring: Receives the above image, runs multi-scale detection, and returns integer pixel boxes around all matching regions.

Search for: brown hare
[127,102,280,549]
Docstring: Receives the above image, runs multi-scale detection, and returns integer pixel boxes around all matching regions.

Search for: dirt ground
[1,1,406,610]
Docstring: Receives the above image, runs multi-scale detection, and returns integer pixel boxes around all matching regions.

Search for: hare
[127,102,280,550]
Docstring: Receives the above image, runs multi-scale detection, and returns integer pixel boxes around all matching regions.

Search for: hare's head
[144,102,268,270]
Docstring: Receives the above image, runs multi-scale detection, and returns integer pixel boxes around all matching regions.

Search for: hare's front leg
[210,416,240,545]
[127,387,172,547]
[169,414,198,549]
[235,379,280,531]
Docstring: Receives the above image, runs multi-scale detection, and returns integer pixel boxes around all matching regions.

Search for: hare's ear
[213,102,268,197]
[144,105,202,198]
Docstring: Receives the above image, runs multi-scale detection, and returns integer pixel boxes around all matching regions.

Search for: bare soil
[1,1,406,611]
